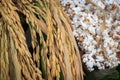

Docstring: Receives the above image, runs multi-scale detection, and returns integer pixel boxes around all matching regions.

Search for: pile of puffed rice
[60,0,120,71]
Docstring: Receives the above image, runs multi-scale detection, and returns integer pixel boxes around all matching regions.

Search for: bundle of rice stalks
[0,0,83,80]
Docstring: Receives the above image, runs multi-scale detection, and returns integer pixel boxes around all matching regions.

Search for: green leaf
[36,32,46,79]
[40,49,46,79]
[39,43,46,78]
[60,69,64,80]
[34,2,41,8]
[28,22,32,28]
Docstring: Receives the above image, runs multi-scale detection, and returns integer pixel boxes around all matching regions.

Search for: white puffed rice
[60,0,120,71]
